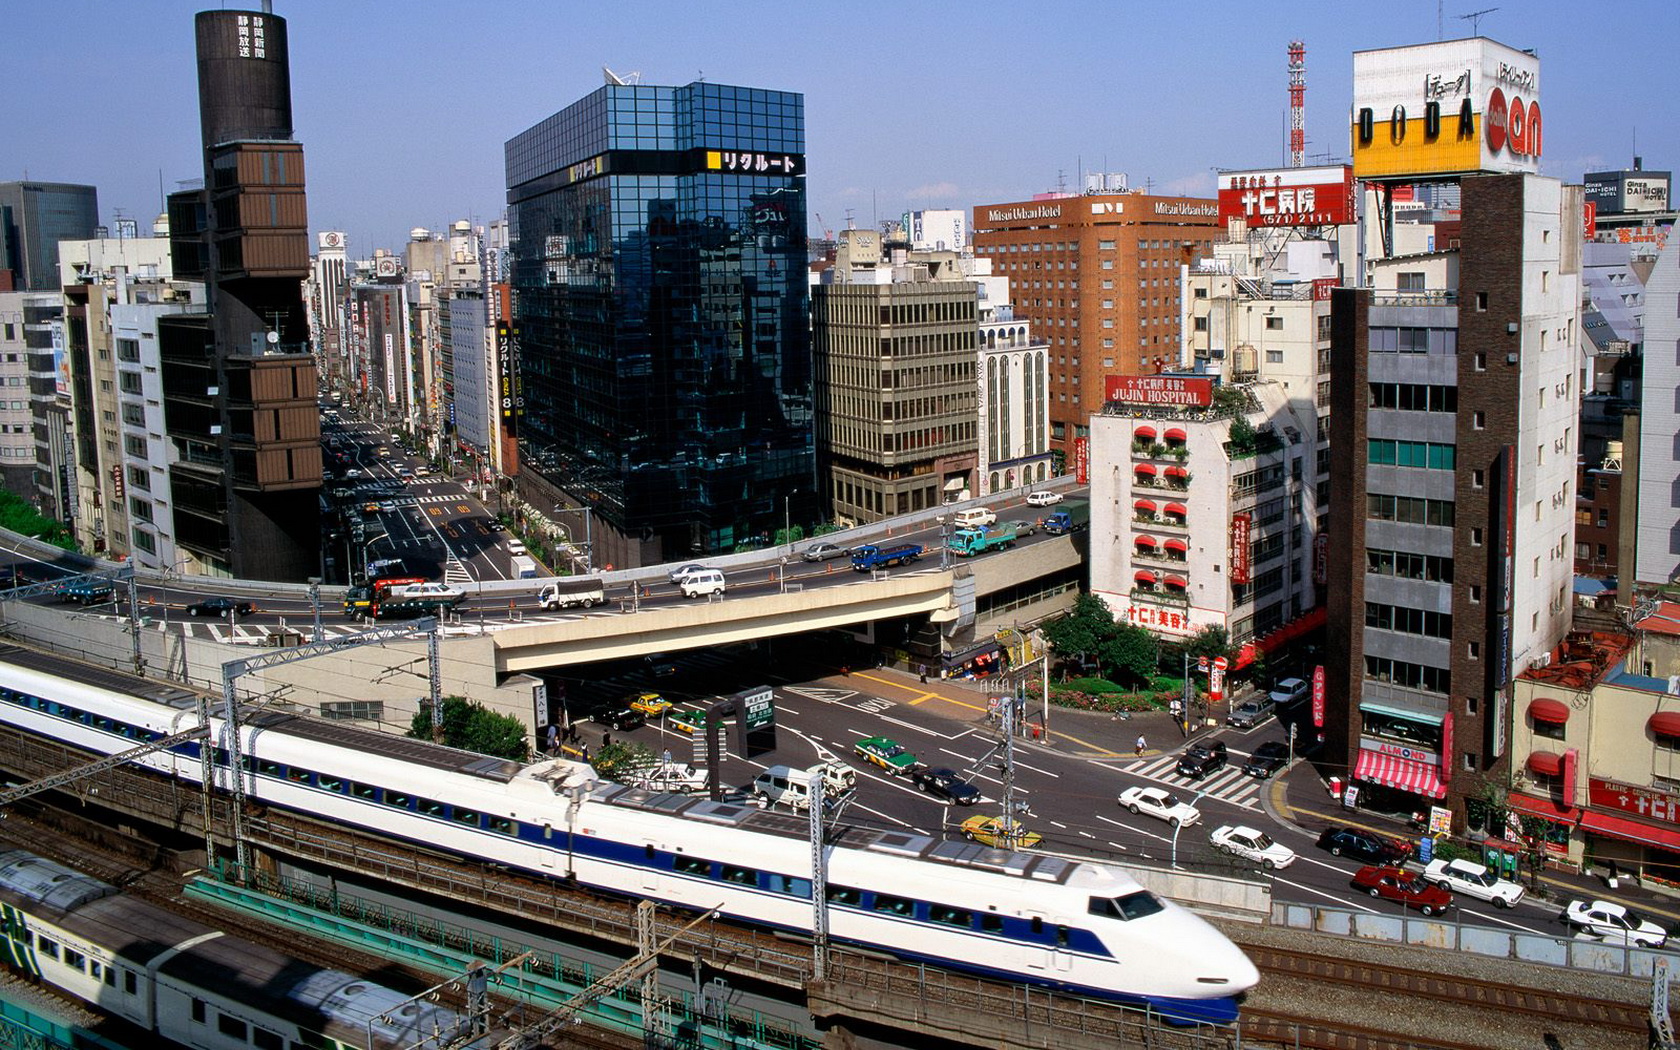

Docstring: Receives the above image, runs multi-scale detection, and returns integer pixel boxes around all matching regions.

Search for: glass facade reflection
[506,82,811,559]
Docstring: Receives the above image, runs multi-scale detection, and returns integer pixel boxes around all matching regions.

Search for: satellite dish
[266,331,279,344]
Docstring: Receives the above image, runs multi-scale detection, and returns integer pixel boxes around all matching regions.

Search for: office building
[307,231,348,392]
[1638,233,1680,587]
[971,188,1220,460]
[506,79,811,565]
[0,293,57,501]
[907,209,967,252]
[161,8,322,581]
[0,182,99,292]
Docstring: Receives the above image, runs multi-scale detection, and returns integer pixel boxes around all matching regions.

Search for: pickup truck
[539,578,606,609]
[948,522,1017,557]
[1042,500,1090,536]
[850,543,923,571]
[61,579,114,605]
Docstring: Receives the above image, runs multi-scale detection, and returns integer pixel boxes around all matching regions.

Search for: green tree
[1181,625,1231,663]
[1226,413,1257,452]
[592,740,657,780]
[0,490,75,550]
[408,695,529,761]
[1098,621,1158,687]
[1042,594,1118,673]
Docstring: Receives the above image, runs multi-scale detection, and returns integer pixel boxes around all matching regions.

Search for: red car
[1351,865,1454,916]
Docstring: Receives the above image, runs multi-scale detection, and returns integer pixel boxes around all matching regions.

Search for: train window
[286,767,314,785]
[930,905,972,928]
[645,844,656,860]
[190,998,205,1023]
[253,1027,284,1050]
[123,970,137,995]
[258,761,282,777]
[719,865,757,886]
[981,914,1004,933]
[417,799,446,817]
[93,717,114,732]
[213,748,231,767]
[386,792,412,809]
[1114,892,1164,921]
[351,782,379,801]
[1030,916,1044,935]
[826,886,862,907]
[216,1013,247,1040]
[0,689,14,703]
[452,809,480,827]
[295,1029,329,1049]
[768,874,811,898]
[36,937,57,959]
[673,857,710,876]
[872,894,914,917]
[63,948,84,971]
[488,818,516,835]
[317,776,344,792]
[1056,925,1069,948]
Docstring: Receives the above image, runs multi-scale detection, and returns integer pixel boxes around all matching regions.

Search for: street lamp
[362,533,392,577]
[937,515,950,570]
[551,505,593,572]
[784,489,797,548]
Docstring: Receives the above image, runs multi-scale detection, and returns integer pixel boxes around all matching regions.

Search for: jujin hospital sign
[1104,375,1214,408]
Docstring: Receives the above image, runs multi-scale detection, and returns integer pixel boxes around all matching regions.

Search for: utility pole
[1000,695,1018,849]
[808,766,829,983]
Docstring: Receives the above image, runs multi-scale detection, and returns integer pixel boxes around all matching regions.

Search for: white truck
[511,555,540,579]
[751,760,858,812]
[538,578,605,609]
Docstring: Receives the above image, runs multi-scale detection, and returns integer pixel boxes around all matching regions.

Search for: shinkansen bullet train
[0,646,1259,1024]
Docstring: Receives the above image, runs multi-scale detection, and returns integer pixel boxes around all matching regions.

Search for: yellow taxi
[625,691,672,718]
[959,815,1043,850]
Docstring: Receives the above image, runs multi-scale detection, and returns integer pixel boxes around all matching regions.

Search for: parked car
[1025,490,1064,506]
[669,710,712,736]
[1210,825,1296,869]
[586,702,646,732]
[1423,858,1525,908]
[801,542,851,562]
[1007,519,1038,538]
[910,767,981,806]
[853,736,917,775]
[1242,741,1290,779]
[1351,865,1454,916]
[1228,697,1276,729]
[624,692,672,719]
[187,597,255,618]
[1270,677,1310,708]
[959,815,1042,849]
[487,520,506,532]
[1118,786,1202,827]
[1176,741,1228,779]
[1564,899,1668,947]
[1316,826,1412,866]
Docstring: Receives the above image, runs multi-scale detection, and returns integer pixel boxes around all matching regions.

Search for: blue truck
[1042,500,1090,536]
[851,543,924,571]
[948,522,1018,556]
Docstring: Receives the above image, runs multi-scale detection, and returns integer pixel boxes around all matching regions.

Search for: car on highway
[1176,741,1228,780]
[61,580,114,605]
[667,562,713,584]
[377,500,397,513]
[801,541,851,562]
[959,815,1042,850]
[1227,696,1276,729]
[1351,866,1454,916]
[487,520,506,532]
[361,501,381,514]
[345,468,364,478]
[1564,899,1668,947]
[852,736,917,775]
[1242,741,1290,779]
[1007,519,1038,538]
[1210,825,1296,869]
[624,692,672,719]
[389,581,465,603]
[910,767,981,806]
[186,597,255,618]
[1316,826,1412,866]
[1025,490,1064,506]
[1118,786,1202,827]
[1423,858,1525,908]
[586,702,646,732]
[415,465,433,477]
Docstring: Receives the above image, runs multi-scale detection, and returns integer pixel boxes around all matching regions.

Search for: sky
[4,1,1675,254]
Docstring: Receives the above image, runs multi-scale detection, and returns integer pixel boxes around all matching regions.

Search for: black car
[1243,741,1290,779]
[910,767,981,806]
[1176,740,1228,779]
[1316,825,1413,866]
[186,597,255,618]
[587,703,646,732]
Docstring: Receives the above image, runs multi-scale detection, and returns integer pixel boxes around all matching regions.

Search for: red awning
[1164,427,1187,442]
[1580,809,1680,853]
[1134,425,1157,441]
[1257,607,1328,654]
[1234,641,1257,670]
[1354,749,1447,799]
[1134,499,1157,513]
[1163,502,1188,516]
[1164,465,1189,478]
[1529,698,1569,725]
[1135,570,1157,585]
[1164,538,1189,553]
[1134,463,1157,476]
[1164,575,1188,589]
[1526,751,1563,776]
[1650,711,1680,737]
[1135,535,1158,547]
[1505,790,1580,824]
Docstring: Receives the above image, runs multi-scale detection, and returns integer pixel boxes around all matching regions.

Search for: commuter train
[0,848,475,1049]
[0,646,1259,1024]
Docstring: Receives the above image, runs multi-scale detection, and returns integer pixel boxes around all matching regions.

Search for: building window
[1473,411,1484,429]
[1476,292,1488,311]
[1463,752,1478,772]
[1533,716,1565,741]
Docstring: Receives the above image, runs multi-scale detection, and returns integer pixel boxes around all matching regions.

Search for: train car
[0,849,476,1049]
[0,646,1258,1025]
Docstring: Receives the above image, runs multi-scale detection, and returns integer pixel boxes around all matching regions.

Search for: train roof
[0,644,201,711]
[0,850,116,913]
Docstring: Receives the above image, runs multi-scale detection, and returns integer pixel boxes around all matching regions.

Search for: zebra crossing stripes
[1122,752,1262,810]
[442,556,473,585]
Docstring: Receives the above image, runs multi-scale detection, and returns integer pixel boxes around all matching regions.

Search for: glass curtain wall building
[505,82,811,563]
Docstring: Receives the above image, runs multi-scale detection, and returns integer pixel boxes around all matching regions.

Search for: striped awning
[1354,749,1446,800]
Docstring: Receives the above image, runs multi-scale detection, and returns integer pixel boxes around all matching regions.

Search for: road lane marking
[1273,878,1381,913]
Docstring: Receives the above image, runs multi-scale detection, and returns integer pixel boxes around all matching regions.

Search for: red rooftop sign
[1105,375,1214,407]
[1217,165,1355,228]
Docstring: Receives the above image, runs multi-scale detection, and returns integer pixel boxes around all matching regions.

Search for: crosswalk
[442,555,473,585]
[1119,751,1264,810]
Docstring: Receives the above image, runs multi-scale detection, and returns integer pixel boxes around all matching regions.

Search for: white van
[953,508,996,528]
[751,762,856,811]
[679,569,726,599]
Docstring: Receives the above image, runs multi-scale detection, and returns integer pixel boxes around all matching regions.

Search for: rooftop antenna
[602,66,641,86]
[1457,7,1497,36]
[1287,40,1306,168]
[1437,0,1444,39]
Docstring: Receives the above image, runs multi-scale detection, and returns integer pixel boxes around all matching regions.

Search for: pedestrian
[602,731,612,749]
[662,747,673,767]
[545,723,558,755]
[918,663,928,684]
[1606,859,1621,890]
[1135,734,1147,757]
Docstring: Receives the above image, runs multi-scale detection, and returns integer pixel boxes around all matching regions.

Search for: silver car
[802,542,851,562]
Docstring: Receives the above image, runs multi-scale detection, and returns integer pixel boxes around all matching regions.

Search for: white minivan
[679,569,726,598]
[953,508,997,528]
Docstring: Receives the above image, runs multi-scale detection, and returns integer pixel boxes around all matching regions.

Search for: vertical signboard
[1209,657,1227,703]
[1313,531,1329,585]
[1311,665,1325,728]
[1074,436,1090,485]
[1440,711,1453,784]
[1230,513,1252,584]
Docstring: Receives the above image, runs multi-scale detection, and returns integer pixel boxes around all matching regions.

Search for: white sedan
[1210,824,1296,869]
[1564,899,1668,947]
[1423,858,1525,907]
[1118,785,1202,827]
[1025,490,1064,506]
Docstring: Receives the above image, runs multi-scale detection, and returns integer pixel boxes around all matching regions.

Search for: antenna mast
[1457,7,1498,36]
[1287,40,1306,169]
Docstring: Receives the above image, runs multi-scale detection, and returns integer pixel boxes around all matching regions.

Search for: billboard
[1351,38,1542,179]
[1104,374,1214,407]
[1074,436,1090,485]
[1230,513,1252,584]
[1218,165,1355,227]
[1585,171,1672,216]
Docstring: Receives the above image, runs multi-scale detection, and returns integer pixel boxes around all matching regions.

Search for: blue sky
[4,1,1674,253]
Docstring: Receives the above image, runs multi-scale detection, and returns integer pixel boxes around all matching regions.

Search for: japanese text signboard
[1104,375,1214,407]
[1217,165,1355,227]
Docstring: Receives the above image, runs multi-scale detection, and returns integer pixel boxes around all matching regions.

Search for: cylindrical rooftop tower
[194,9,293,147]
